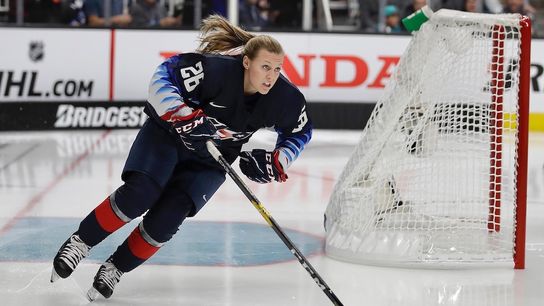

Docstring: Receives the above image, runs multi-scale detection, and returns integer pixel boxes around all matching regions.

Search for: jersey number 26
[180,61,204,92]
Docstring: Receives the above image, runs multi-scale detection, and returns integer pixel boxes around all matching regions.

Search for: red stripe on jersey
[127,227,160,260]
[160,104,193,122]
[94,197,126,233]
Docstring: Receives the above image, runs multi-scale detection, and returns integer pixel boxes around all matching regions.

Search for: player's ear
[242,55,249,70]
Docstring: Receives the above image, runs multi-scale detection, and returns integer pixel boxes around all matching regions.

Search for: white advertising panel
[113,30,411,103]
[0,28,110,101]
[1,28,542,113]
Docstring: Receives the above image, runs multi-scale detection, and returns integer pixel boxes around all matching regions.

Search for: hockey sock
[77,195,129,247]
[110,222,162,272]
[109,192,194,272]
[77,172,162,246]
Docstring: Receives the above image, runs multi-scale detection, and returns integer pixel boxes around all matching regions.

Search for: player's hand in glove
[172,109,218,158]
[239,149,288,183]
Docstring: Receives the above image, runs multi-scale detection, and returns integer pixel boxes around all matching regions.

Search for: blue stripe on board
[0,217,323,266]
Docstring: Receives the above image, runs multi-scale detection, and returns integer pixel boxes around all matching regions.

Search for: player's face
[243,49,284,95]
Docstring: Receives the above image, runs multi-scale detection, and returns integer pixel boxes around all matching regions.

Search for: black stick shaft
[207,142,343,306]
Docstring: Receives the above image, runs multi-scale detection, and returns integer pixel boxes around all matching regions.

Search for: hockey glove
[172,109,218,158]
[239,149,288,183]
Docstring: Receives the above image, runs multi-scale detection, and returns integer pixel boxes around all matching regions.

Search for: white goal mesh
[324,10,530,268]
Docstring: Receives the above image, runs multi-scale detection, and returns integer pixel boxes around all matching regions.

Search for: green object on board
[402,5,434,32]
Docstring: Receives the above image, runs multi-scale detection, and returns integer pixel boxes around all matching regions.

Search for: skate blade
[86,287,102,302]
[50,268,61,283]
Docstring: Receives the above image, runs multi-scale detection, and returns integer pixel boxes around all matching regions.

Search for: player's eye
[263,65,271,71]
[274,67,281,73]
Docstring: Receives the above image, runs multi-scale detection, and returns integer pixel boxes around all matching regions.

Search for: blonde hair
[198,15,284,59]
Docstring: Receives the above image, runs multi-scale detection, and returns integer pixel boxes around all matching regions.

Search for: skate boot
[86,258,124,301]
[51,234,91,282]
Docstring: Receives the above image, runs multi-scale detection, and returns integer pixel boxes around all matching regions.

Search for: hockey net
[324,10,531,268]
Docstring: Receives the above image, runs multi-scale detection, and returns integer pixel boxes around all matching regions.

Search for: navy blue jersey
[145,52,312,165]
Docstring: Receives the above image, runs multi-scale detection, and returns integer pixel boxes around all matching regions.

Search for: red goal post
[513,15,531,269]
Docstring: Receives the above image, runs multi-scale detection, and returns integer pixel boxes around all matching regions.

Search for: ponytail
[197,15,255,55]
[197,15,284,59]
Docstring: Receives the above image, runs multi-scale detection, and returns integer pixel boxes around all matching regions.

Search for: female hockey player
[50,14,312,301]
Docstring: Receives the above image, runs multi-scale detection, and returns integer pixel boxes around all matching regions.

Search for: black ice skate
[86,258,124,301]
[51,234,91,282]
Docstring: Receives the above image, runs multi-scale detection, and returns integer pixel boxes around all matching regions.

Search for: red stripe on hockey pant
[94,197,126,233]
[127,227,160,260]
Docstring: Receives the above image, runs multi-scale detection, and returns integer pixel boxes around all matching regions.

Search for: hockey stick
[206,142,344,306]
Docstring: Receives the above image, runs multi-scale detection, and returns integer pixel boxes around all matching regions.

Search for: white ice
[0,129,543,306]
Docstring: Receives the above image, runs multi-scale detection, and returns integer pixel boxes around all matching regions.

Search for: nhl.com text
[0,70,93,99]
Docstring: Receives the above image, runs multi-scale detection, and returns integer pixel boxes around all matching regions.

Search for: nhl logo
[29,41,44,62]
